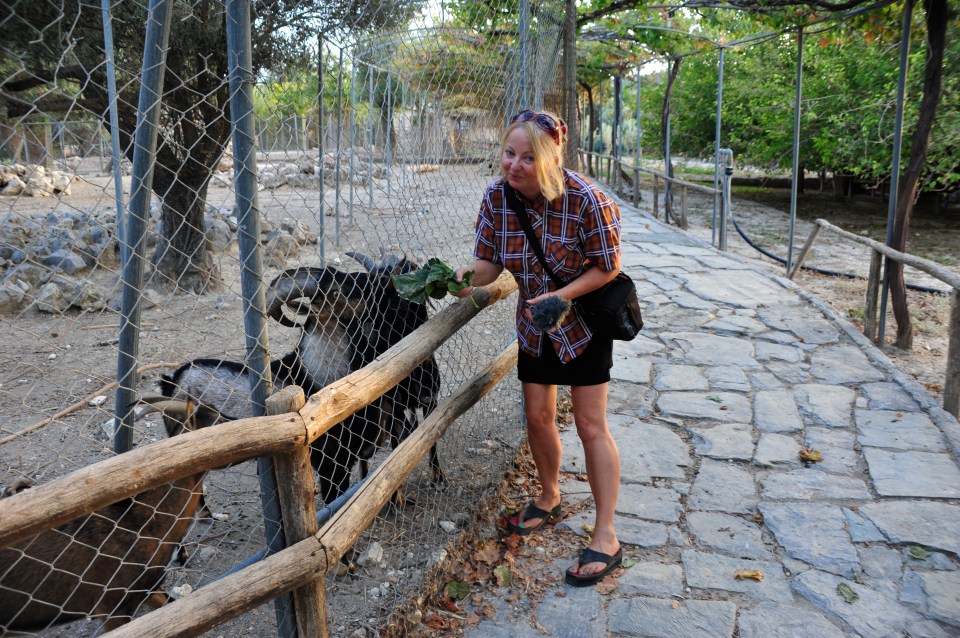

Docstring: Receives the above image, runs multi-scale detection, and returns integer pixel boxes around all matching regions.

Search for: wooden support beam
[787,223,822,280]
[945,289,960,418]
[269,386,327,638]
[863,251,883,343]
[103,342,519,638]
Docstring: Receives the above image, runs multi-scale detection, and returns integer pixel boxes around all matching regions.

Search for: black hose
[727,213,948,295]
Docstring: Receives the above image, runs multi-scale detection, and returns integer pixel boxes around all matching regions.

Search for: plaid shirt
[474,169,622,363]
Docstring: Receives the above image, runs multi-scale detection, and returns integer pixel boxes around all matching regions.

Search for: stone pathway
[462,202,960,637]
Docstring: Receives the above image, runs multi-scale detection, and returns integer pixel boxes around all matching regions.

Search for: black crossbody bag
[504,185,643,341]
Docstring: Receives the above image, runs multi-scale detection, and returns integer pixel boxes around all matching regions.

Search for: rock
[760,503,859,577]
[41,249,87,274]
[34,282,69,313]
[1,176,24,196]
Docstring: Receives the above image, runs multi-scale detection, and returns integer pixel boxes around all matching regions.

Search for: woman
[455,110,623,586]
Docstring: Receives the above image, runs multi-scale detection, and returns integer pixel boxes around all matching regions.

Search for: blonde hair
[500,111,566,202]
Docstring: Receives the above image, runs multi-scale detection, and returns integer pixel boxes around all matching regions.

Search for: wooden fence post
[945,289,960,417]
[652,176,659,218]
[632,167,640,206]
[680,185,688,229]
[863,251,883,344]
[268,386,328,638]
[787,223,823,280]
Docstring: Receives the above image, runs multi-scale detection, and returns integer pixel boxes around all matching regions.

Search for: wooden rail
[106,342,519,638]
[790,219,959,417]
[579,150,720,229]
[0,273,519,635]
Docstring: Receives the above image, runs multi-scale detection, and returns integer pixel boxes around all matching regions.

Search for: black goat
[160,253,443,506]
[0,398,217,633]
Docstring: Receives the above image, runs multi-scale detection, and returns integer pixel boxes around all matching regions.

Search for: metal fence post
[113,0,174,454]
[226,2,297,635]
[718,148,734,251]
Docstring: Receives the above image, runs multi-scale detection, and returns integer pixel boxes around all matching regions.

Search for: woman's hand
[452,268,474,299]
[453,260,504,298]
[524,292,564,321]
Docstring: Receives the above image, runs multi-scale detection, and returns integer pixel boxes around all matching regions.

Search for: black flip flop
[565,547,623,587]
[505,502,562,536]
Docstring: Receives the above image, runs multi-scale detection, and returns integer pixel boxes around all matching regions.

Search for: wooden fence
[789,219,960,417]
[579,150,721,229]
[0,274,519,637]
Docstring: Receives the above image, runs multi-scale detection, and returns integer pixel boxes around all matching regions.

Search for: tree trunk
[152,168,222,293]
[661,57,682,225]
[889,0,947,350]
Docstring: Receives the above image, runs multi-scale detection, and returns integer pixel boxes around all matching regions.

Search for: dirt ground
[0,160,956,637]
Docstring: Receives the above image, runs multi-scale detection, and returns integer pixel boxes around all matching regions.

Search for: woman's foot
[505,497,562,536]
[565,542,622,586]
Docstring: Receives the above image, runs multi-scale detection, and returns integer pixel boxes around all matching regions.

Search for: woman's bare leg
[569,382,620,575]
[515,382,562,527]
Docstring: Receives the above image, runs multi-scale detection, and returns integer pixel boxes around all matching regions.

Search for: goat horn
[345,251,376,272]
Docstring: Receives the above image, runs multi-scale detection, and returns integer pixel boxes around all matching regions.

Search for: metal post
[334,47,344,245]
[386,72,393,197]
[712,46,725,246]
[519,0,531,109]
[226,2,296,635]
[113,0,174,454]
[349,59,356,225]
[718,148,734,251]
[879,0,914,345]
[317,40,325,263]
[100,0,126,254]
[613,75,621,193]
[368,65,374,207]
[786,27,804,276]
[634,69,641,178]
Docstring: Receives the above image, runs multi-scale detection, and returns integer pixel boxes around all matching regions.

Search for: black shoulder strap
[503,184,566,290]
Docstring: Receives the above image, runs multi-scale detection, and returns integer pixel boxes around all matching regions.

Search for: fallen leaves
[836,582,859,604]
[734,569,764,581]
[908,545,931,560]
[799,448,823,463]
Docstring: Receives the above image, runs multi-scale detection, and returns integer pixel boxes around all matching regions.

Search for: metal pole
[878,0,914,345]
[386,72,393,198]
[113,0,173,454]
[317,40,325,263]
[613,75,621,193]
[719,149,734,251]
[100,0,126,255]
[226,2,296,635]
[519,0,531,109]
[786,27,804,276]
[635,69,641,173]
[712,47,725,246]
[334,47,344,245]
[349,59,356,225]
[368,65,374,207]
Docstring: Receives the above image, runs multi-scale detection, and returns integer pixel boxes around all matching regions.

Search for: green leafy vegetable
[392,258,473,304]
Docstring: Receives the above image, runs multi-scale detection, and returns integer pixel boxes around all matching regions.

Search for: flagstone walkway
[462,200,960,638]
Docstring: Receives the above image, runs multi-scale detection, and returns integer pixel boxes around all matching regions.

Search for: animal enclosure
[0,0,566,634]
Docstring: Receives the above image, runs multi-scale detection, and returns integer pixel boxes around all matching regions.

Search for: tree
[1,0,423,292]
[889,0,949,349]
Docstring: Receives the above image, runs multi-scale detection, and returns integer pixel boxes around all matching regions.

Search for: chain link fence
[0,0,563,634]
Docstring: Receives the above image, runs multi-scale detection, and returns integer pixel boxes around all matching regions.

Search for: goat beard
[530,296,571,333]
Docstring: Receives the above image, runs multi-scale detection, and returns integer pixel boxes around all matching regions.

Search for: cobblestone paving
[462,201,960,638]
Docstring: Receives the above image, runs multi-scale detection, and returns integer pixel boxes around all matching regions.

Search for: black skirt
[517,336,613,386]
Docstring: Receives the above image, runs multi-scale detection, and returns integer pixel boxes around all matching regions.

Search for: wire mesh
[0,0,563,634]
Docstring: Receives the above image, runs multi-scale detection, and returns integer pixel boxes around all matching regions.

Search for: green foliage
[393,258,473,304]
[577,4,959,196]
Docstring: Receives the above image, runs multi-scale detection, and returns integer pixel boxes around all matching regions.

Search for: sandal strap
[522,502,557,522]
[577,547,621,566]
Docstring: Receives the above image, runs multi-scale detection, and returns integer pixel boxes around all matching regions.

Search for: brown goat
[0,398,215,632]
